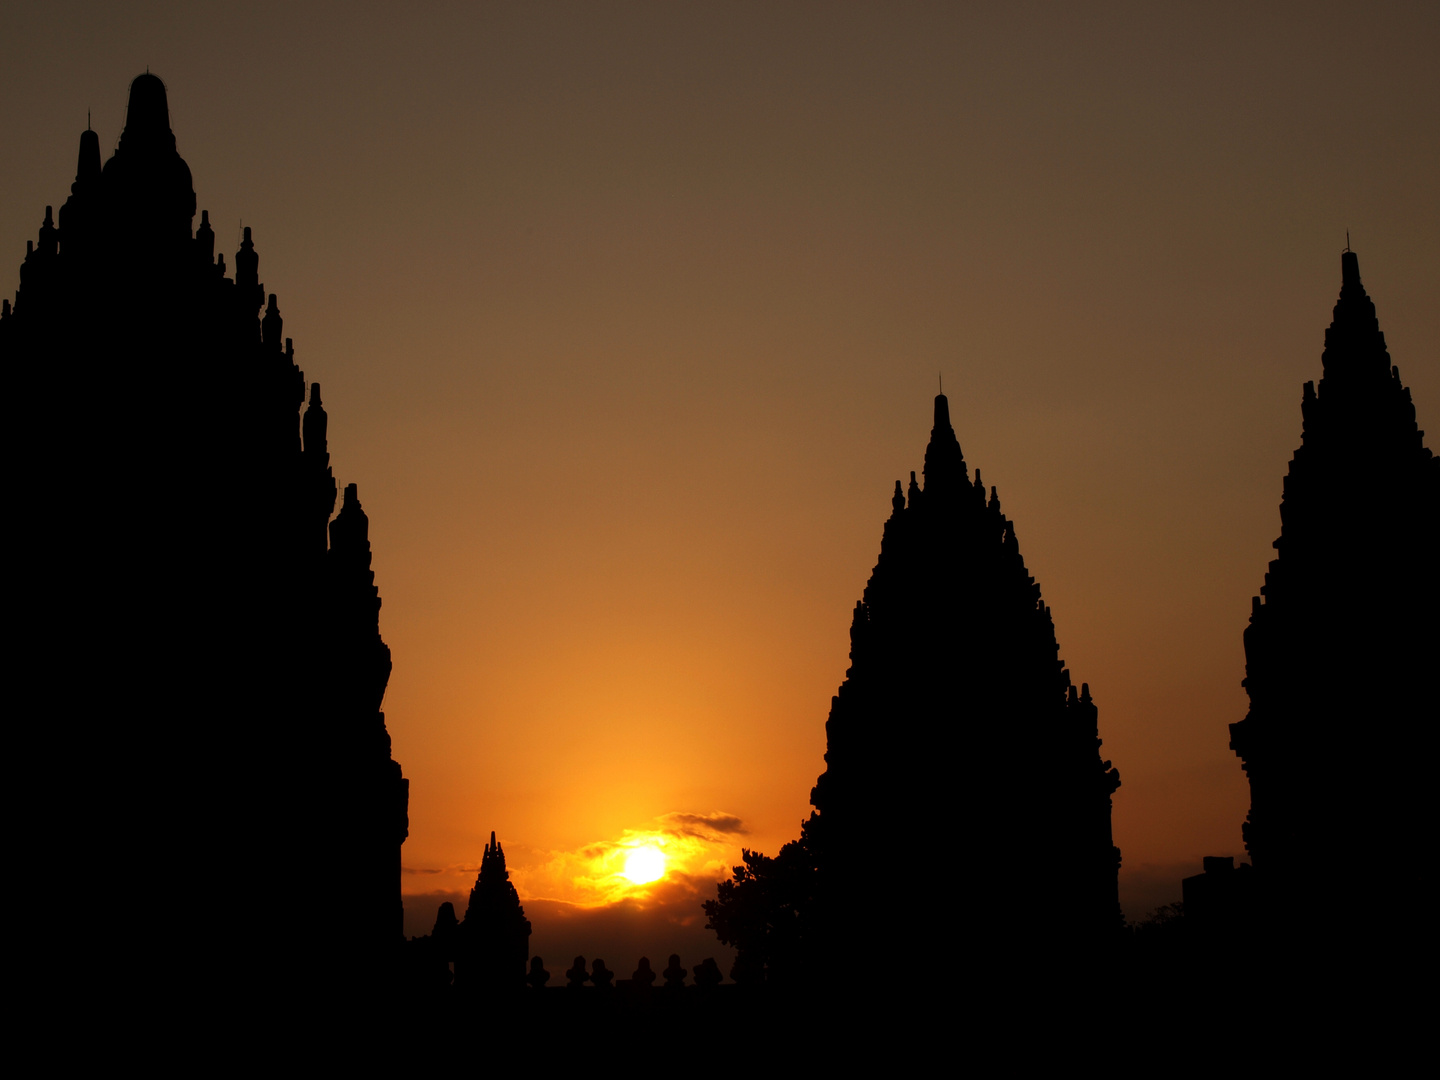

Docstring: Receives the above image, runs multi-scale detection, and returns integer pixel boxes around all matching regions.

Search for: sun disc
[621,845,666,884]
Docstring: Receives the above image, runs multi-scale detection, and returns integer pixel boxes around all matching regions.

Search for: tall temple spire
[101,73,196,251]
[457,828,531,991]
[303,382,329,455]
[58,127,104,259]
[1229,249,1437,967]
[1321,248,1394,385]
[921,392,966,496]
[933,389,953,432]
[263,293,283,350]
[195,209,215,265]
[119,72,175,148]
[1340,247,1360,289]
[235,226,261,310]
[717,391,1124,983]
[1,73,409,1007]
[76,128,101,184]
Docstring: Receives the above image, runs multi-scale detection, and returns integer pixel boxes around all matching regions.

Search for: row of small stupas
[1,74,408,999]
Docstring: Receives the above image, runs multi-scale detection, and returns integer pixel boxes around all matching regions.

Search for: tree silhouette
[702,825,820,985]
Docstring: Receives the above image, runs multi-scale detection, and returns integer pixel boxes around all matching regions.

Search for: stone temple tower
[809,394,1124,971]
[456,831,532,992]
[1,74,409,1004]
[1229,250,1438,957]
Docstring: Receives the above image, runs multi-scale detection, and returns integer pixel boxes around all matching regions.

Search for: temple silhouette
[1227,249,1438,962]
[705,393,1124,982]
[1,74,408,1000]
[403,830,534,994]
[456,831,533,990]
[6,76,1433,1033]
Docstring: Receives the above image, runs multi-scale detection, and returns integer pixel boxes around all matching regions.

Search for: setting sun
[620,845,666,885]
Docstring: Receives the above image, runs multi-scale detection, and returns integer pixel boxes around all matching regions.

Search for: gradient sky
[4,2,1436,963]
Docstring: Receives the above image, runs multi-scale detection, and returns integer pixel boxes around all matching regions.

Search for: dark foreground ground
[34,955,1423,1067]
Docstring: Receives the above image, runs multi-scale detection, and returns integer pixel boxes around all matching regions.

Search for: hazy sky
[4,2,1436,962]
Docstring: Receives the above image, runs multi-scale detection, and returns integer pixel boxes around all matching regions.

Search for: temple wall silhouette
[0,74,408,998]
[1229,250,1438,959]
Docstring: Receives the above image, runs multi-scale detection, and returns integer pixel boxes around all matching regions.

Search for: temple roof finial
[934,392,952,432]
[1341,246,1361,290]
[122,72,172,143]
[75,128,101,185]
[922,390,965,495]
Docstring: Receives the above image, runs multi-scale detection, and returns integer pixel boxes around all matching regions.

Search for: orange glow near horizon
[513,820,739,909]
[403,814,744,919]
